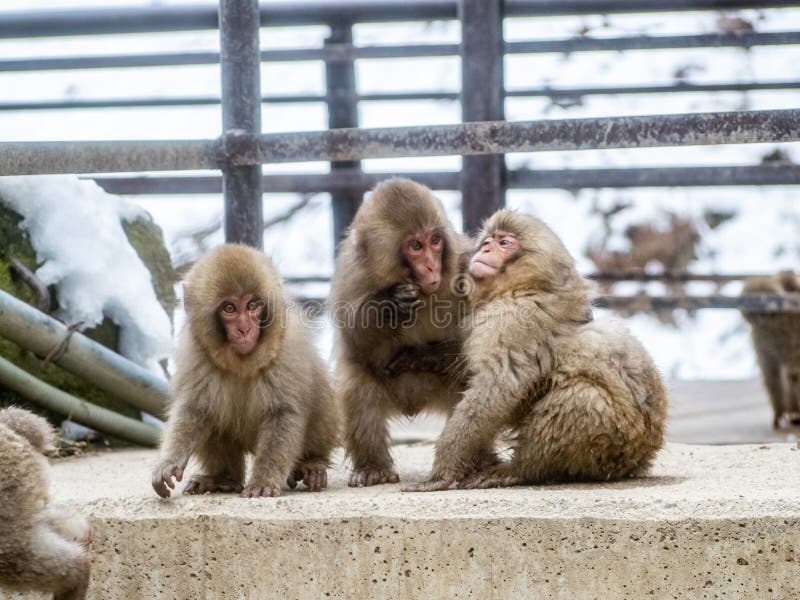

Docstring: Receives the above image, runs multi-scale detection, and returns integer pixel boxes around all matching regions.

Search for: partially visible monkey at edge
[0,407,91,599]
[152,244,339,499]
[329,178,475,487]
[741,270,800,429]
[404,209,668,491]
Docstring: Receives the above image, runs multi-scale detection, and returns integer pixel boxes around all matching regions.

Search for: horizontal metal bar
[287,273,762,285]
[0,140,221,175]
[595,294,800,312]
[0,95,327,111]
[90,164,800,195]
[507,31,800,54]
[5,31,799,73]
[4,80,795,113]
[2,1,798,38]
[232,109,800,165]
[509,165,800,188]
[507,81,800,98]
[588,273,757,283]
[293,293,800,313]
[4,110,798,175]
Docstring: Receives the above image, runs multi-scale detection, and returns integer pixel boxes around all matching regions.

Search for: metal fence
[1,0,800,312]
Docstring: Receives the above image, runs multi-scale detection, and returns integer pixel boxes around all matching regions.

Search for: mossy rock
[0,199,176,426]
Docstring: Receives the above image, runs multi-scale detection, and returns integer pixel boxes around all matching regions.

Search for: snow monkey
[152,244,339,499]
[0,407,91,600]
[741,270,800,428]
[330,178,475,487]
[404,210,668,491]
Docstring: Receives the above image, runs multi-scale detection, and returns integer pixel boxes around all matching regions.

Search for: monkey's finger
[286,476,298,489]
[152,480,171,498]
[164,476,176,490]
[401,479,453,493]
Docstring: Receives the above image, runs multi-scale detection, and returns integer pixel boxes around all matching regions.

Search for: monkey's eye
[482,238,491,246]
[247,299,264,311]
[500,239,511,246]
[221,303,236,314]
[409,240,423,251]
[430,233,442,246]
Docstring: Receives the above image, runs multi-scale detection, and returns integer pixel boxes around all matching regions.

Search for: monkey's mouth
[229,337,258,355]
[419,279,441,294]
[469,258,498,279]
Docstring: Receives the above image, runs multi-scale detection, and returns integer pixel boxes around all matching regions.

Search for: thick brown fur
[153,244,339,498]
[405,210,668,491]
[0,407,90,599]
[741,270,800,428]
[330,178,472,486]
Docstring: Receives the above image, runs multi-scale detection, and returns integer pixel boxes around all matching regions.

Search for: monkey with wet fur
[0,407,91,599]
[152,244,339,498]
[404,210,668,491]
[330,178,476,487]
[741,270,800,429]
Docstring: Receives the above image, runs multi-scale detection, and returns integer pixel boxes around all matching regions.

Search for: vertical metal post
[219,0,263,248]
[459,0,506,234]
[325,22,363,250]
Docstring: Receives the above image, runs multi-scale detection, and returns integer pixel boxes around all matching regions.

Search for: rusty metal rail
[3,32,799,75]
[2,1,797,39]
[3,109,798,176]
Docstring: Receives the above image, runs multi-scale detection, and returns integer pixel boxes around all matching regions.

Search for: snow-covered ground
[1,1,799,379]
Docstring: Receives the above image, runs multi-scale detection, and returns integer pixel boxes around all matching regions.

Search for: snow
[0,176,172,370]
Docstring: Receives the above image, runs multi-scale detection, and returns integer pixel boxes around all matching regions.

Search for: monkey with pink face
[152,244,339,499]
[405,210,668,491]
[330,178,476,487]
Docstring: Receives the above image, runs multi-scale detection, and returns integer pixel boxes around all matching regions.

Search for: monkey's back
[0,423,48,530]
[524,319,668,480]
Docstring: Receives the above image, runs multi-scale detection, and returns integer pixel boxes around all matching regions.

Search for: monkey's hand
[348,467,400,487]
[241,479,282,498]
[388,283,423,317]
[385,341,461,377]
[287,462,329,492]
[400,467,466,493]
[152,461,185,498]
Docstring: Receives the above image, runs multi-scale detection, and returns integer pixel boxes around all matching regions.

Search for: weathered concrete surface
[2,442,799,599]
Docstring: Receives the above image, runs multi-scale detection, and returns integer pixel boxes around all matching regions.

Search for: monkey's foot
[183,476,244,495]
[287,464,328,492]
[46,509,91,546]
[152,461,186,498]
[348,467,400,487]
[401,466,470,492]
[401,478,456,492]
[241,483,281,498]
[456,466,522,490]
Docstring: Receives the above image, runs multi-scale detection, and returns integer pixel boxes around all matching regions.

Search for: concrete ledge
[2,443,799,599]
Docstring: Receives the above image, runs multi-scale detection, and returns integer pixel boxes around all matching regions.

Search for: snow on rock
[0,175,172,369]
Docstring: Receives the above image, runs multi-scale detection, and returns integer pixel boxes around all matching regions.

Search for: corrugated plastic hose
[0,354,159,447]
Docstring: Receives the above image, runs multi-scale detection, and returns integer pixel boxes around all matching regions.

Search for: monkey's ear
[353,231,367,260]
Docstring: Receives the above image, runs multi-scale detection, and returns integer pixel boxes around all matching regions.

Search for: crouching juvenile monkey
[152,244,339,498]
[405,210,668,491]
[0,407,90,599]
[330,178,472,486]
[741,270,800,428]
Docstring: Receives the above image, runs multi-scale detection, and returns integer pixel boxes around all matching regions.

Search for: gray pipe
[0,290,169,416]
[0,354,160,446]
